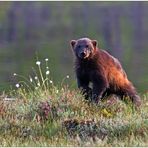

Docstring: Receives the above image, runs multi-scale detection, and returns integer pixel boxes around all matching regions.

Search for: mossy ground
[0,85,148,147]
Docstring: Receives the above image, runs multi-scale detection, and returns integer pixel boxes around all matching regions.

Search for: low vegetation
[0,58,148,146]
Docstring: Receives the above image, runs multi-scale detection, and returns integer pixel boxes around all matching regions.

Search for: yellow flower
[101,108,112,117]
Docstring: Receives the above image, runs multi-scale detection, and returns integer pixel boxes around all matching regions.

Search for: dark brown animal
[70,37,141,107]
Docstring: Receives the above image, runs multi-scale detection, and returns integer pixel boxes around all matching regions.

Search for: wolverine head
[70,38,98,60]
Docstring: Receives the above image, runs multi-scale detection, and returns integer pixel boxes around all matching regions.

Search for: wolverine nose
[80,52,86,57]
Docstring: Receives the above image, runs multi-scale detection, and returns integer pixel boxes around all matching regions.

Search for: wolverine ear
[91,40,98,48]
[70,40,76,48]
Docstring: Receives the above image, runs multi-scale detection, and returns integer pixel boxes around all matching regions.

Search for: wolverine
[70,37,141,107]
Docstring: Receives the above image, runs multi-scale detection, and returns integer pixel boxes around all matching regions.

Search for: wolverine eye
[77,45,81,48]
[86,45,89,48]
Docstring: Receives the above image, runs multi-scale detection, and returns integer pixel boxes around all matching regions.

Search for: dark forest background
[0,1,147,92]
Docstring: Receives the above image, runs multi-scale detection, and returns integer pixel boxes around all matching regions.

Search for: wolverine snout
[79,49,90,59]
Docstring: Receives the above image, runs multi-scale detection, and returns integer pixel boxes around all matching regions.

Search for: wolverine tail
[131,94,141,107]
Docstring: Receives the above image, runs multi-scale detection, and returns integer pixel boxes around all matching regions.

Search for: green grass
[0,58,148,146]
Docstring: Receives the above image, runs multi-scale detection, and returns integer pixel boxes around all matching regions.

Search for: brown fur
[70,38,141,107]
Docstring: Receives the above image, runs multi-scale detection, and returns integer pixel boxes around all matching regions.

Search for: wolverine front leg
[77,78,92,100]
[76,73,92,100]
[91,71,108,103]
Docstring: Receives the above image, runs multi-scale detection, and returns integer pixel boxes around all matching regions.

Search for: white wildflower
[34,76,38,80]
[13,73,17,76]
[15,83,20,88]
[56,90,59,94]
[46,66,49,69]
[30,77,33,82]
[37,83,40,86]
[36,61,41,66]
[46,70,50,75]
[49,80,53,84]
[45,58,48,61]
[66,75,70,79]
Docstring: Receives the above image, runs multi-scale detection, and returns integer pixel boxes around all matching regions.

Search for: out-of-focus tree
[0,1,147,92]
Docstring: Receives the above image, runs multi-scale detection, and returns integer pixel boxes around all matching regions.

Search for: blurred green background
[0,1,147,93]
